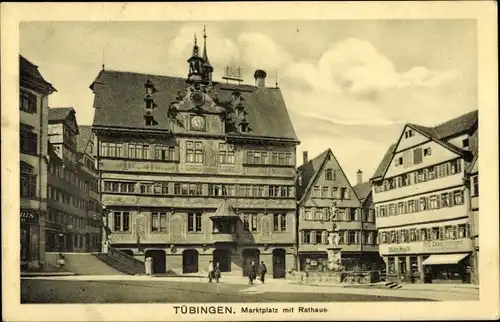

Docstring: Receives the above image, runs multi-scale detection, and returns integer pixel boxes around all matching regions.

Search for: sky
[20,20,477,184]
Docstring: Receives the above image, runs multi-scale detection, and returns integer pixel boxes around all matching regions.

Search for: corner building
[20,55,56,270]
[91,33,299,277]
[371,110,478,284]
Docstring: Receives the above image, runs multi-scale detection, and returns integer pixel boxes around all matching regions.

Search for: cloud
[284,38,461,100]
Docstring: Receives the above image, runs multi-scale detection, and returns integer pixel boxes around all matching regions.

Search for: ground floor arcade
[115,244,295,278]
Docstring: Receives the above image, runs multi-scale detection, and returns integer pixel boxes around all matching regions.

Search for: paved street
[20,275,478,303]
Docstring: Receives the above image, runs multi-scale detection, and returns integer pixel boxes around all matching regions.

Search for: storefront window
[388,257,395,274]
[399,257,406,274]
[410,256,418,274]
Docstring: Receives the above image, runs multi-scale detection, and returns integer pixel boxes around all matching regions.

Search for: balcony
[211,232,238,243]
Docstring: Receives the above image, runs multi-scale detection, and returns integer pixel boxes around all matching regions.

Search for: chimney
[356,169,363,185]
[303,151,308,165]
[254,69,267,88]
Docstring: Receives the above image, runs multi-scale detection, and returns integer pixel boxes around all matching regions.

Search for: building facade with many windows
[46,109,101,253]
[20,55,56,270]
[371,110,478,284]
[91,32,299,277]
[296,150,380,272]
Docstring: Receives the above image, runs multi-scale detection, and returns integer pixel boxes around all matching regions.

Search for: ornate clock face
[190,91,206,107]
[190,115,205,131]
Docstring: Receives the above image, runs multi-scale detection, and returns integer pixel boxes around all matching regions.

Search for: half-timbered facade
[91,32,299,277]
[371,110,478,284]
[296,149,379,271]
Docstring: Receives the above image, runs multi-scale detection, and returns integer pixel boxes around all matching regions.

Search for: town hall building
[91,29,300,277]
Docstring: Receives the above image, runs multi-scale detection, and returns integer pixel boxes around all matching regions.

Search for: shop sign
[387,245,412,254]
[20,211,39,224]
[424,238,472,253]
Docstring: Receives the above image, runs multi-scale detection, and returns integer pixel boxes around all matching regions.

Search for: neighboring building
[352,170,384,270]
[91,31,299,277]
[371,110,478,284]
[20,55,56,270]
[296,150,379,272]
[466,148,479,284]
[46,108,101,252]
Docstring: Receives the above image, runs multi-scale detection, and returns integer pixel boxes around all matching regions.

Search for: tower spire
[202,25,210,65]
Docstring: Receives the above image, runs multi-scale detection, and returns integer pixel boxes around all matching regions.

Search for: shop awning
[422,253,469,265]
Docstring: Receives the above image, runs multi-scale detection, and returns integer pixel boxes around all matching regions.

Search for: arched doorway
[183,249,199,273]
[145,249,166,274]
[213,249,232,272]
[119,249,134,257]
[242,248,260,277]
[273,248,286,278]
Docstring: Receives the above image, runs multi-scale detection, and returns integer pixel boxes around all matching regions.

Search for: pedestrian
[214,262,221,283]
[248,261,257,284]
[259,261,267,284]
[208,260,214,283]
[57,252,65,270]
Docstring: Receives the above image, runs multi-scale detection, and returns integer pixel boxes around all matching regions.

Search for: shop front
[299,252,328,271]
[20,210,41,270]
[380,238,473,284]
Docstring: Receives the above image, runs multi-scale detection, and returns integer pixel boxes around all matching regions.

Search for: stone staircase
[55,253,125,275]
[93,253,142,275]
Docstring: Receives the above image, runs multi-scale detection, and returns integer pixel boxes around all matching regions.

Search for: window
[462,138,469,148]
[186,141,203,163]
[458,224,469,238]
[140,183,153,194]
[404,129,414,138]
[268,185,280,197]
[20,162,37,198]
[441,192,452,207]
[20,90,37,113]
[413,148,423,165]
[453,190,464,205]
[151,212,167,232]
[219,143,235,164]
[381,232,388,244]
[155,145,176,161]
[367,209,374,222]
[325,169,335,180]
[128,143,145,159]
[348,208,356,221]
[394,157,403,167]
[451,159,462,174]
[20,126,38,155]
[322,187,329,198]
[432,227,440,240]
[331,187,339,199]
[471,176,479,196]
[187,213,202,232]
[273,213,286,232]
[243,214,258,232]
[348,231,356,244]
[424,147,432,157]
[113,211,130,232]
[121,182,135,193]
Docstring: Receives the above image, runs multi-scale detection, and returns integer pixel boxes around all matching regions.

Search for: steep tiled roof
[371,143,397,180]
[48,107,74,122]
[91,70,298,141]
[77,125,93,154]
[371,110,478,181]
[296,149,330,201]
[353,181,372,203]
[433,110,478,139]
[20,55,56,93]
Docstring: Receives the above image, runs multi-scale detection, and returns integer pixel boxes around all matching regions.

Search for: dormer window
[145,98,154,110]
[239,122,249,132]
[144,112,157,126]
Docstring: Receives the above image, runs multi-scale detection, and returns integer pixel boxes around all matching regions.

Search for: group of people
[207,260,268,284]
